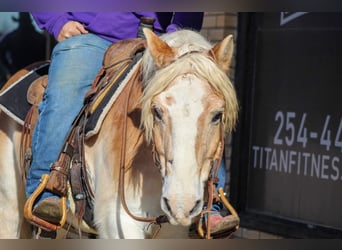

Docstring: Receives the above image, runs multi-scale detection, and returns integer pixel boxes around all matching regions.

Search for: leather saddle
[0,38,146,232]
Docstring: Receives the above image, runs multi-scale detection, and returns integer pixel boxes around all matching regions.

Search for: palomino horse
[0,29,238,238]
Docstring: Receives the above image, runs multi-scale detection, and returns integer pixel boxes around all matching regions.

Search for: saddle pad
[0,62,49,125]
[85,52,143,138]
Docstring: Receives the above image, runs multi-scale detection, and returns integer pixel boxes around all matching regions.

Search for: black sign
[231,13,342,238]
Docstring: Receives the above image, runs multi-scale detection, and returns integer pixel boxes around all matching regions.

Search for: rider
[26,12,235,236]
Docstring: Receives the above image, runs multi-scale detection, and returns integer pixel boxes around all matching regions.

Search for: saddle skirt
[0,61,49,125]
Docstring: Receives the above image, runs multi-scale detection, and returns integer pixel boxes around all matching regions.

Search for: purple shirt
[31,12,204,43]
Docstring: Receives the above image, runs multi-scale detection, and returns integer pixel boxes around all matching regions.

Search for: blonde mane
[141,30,239,143]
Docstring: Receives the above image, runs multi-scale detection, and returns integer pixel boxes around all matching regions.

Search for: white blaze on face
[163,73,204,167]
[155,73,207,225]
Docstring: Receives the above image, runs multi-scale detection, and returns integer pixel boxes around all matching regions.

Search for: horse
[0,28,238,239]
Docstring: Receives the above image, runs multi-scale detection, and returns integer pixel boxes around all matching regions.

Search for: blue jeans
[26,34,112,202]
[216,158,226,190]
[212,158,226,211]
[202,158,226,215]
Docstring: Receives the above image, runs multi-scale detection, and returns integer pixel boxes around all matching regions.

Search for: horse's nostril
[163,197,171,213]
[189,199,201,215]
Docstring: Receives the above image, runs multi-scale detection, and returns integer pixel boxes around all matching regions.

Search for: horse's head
[141,29,238,226]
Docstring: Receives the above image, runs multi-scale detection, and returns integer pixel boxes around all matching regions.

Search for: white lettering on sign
[252,111,342,181]
[252,146,341,181]
[272,111,342,151]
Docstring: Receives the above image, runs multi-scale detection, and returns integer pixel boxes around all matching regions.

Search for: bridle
[117,53,226,238]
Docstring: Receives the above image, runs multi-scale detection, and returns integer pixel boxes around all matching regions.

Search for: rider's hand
[57,21,88,42]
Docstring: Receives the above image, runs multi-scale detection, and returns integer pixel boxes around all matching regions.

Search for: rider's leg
[25,34,111,224]
[207,154,239,235]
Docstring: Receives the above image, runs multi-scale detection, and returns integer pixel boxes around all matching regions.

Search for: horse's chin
[168,217,192,227]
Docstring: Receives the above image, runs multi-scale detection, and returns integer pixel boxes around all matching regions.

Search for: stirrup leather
[24,174,67,231]
[197,187,240,239]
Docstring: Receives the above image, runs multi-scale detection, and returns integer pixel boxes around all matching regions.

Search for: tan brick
[202,15,217,28]
[207,29,226,42]
[216,15,226,27]
[225,14,238,27]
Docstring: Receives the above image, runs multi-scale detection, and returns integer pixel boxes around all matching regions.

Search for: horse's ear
[143,28,176,68]
[210,34,234,73]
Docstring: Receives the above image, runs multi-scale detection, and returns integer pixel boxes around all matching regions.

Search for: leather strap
[117,54,169,238]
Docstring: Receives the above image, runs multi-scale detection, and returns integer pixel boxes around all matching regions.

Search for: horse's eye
[212,111,223,124]
[152,106,163,122]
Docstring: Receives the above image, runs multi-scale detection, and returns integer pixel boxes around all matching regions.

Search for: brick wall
[201,12,237,79]
[201,12,237,43]
[201,12,237,194]
[201,12,282,240]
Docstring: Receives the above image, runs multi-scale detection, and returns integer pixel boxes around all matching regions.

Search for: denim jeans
[212,158,226,211]
[217,158,226,190]
[26,34,112,202]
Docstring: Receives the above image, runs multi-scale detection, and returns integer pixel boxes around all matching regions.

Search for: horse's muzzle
[161,197,203,226]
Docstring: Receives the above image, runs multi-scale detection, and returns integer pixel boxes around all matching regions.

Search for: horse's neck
[85,67,159,189]
[112,68,159,183]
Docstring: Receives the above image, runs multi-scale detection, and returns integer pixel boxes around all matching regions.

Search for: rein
[118,54,169,238]
[199,128,225,239]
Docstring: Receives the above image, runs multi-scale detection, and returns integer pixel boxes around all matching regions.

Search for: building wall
[201,12,237,78]
[201,11,237,199]
[201,12,283,240]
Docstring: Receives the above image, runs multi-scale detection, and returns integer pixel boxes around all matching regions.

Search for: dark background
[231,12,342,238]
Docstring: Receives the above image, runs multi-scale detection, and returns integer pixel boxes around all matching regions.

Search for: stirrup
[197,187,240,239]
[24,174,67,231]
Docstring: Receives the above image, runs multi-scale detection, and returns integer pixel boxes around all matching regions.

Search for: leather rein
[117,55,169,238]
